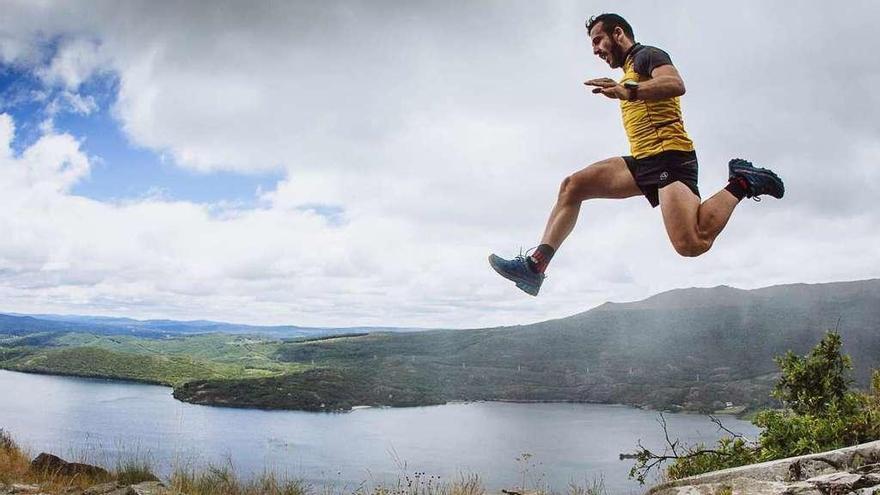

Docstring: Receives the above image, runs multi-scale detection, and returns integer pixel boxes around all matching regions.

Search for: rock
[807,472,879,493]
[788,458,841,481]
[856,463,880,475]
[82,482,124,495]
[781,481,824,494]
[128,481,172,495]
[30,453,109,479]
[649,441,880,495]
[30,453,67,471]
[8,485,41,494]
[651,479,798,494]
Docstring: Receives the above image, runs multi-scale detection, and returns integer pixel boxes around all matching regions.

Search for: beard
[609,39,627,68]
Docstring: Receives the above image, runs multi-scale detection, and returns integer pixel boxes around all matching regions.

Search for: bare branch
[625,414,760,485]
[658,413,681,457]
[709,414,756,445]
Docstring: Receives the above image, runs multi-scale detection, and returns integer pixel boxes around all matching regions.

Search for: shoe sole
[488,254,540,296]
[515,281,539,296]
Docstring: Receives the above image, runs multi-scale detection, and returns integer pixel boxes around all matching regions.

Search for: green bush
[754,333,880,460]
[630,331,880,484]
[665,437,759,481]
[754,391,880,460]
[772,331,851,416]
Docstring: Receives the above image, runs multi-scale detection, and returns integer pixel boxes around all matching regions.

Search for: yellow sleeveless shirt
[619,44,694,159]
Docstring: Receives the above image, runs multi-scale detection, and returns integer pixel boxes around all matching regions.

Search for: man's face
[590,22,624,69]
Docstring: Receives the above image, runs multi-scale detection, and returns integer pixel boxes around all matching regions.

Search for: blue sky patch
[1,62,284,206]
[297,203,347,226]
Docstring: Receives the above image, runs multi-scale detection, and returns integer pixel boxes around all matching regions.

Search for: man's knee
[558,171,595,204]
[557,175,576,204]
[671,234,711,257]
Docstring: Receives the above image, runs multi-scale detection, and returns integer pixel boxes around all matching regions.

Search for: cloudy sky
[0,1,878,328]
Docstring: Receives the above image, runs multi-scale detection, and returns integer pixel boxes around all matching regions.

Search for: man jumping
[489,13,784,296]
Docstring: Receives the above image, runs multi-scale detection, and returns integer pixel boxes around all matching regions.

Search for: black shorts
[624,150,700,208]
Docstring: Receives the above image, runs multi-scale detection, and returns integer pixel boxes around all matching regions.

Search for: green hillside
[176,280,880,412]
[3,279,879,413]
[7,347,226,386]
[0,334,309,386]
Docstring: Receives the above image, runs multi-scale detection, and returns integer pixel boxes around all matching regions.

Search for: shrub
[629,331,880,484]
[772,331,851,416]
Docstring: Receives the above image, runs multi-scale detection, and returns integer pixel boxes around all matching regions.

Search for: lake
[0,369,760,494]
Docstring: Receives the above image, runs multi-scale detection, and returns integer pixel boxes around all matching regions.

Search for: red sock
[528,244,555,273]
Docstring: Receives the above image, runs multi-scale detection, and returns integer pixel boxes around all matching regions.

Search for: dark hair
[586,13,634,41]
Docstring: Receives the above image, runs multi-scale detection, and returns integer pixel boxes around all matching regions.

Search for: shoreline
[0,366,171,387]
[0,367,754,419]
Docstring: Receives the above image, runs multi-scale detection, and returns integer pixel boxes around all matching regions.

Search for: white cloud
[43,90,98,117]
[36,38,106,90]
[0,2,878,327]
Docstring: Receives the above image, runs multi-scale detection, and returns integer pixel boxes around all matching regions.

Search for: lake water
[0,369,760,494]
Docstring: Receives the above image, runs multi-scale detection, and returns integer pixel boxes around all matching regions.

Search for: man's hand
[584,78,628,100]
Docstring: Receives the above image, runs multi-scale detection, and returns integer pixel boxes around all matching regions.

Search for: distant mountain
[0,312,425,339]
[4,279,879,414]
[0,314,94,335]
[177,278,880,412]
[592,279,880,312]
[541,278,880,384]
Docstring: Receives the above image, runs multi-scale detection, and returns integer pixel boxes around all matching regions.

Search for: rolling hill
[175,279,880,412]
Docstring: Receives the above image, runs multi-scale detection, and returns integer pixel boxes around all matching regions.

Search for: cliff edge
[648,440,880,494]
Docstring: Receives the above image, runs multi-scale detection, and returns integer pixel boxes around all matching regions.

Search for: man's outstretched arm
[584,65,686,101]
[631,65,685,99]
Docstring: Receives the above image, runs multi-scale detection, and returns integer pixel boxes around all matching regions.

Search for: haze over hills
[592,279,880,312]
[545,278,880,384]
[0,312,425,339]
[175,278,880,412]
[2,278,879,413]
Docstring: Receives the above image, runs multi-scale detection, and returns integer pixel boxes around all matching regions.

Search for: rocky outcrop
[648,440,880,494]
[0,481,178,495]
[30,453,109,478]
[0,453,178,495]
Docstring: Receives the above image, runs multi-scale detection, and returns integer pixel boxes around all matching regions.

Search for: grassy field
[0,333,310,387]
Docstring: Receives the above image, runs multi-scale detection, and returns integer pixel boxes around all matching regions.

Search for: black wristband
[623,81,639,101]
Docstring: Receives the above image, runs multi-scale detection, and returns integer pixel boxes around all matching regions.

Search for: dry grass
[114,452,160,485]
[565,474,607,495]
[1,429,604,495]
[169,459,308,495]
[351,472,485,495]
[0,428,116,492]
[0,429,30,485]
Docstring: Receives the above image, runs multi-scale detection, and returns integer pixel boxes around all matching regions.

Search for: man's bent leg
[489,156,641,296]
[540,156,642,250]
[659,182,739,257]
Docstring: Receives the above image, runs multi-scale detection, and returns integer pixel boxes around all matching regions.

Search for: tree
[627,331,880,484]
[753,331,880,459]
[771,331,852,416]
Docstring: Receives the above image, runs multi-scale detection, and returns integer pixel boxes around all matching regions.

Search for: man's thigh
[567,156,642,200]
[658,181,701,239]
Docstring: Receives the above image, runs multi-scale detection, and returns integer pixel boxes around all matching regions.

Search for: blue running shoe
[728,158,785,199]
[488,252,544,296]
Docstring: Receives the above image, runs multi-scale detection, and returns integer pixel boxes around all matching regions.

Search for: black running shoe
[728,158,785,199]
